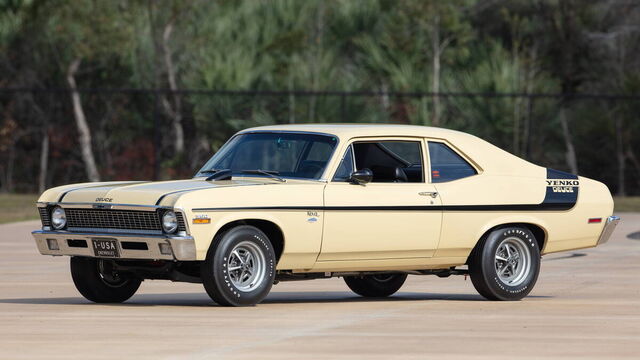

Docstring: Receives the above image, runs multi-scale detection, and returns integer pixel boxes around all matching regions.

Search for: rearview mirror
[349,169,373,185]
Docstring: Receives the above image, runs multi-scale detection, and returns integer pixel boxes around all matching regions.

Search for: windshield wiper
[240,169,286,182]
[199,168,222,174]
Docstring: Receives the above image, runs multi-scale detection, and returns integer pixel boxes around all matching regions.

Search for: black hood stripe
[155,186,217,206]
[58,182,146,202]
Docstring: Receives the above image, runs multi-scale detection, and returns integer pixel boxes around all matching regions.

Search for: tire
[344,273,408,297]
[70,257,141,303]
[202,226,276,306]
[468,226,541,301]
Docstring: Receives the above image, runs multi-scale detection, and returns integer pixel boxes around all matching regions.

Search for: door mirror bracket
[349,169,373,185]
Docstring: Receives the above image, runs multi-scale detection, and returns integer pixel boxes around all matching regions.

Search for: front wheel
[202,226,276,306]
[344,273,408,297]
[468,227,541,301]
[70,257,141,303]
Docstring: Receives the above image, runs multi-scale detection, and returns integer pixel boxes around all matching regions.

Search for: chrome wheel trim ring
[494,237,532,287]
[226,241,266,292]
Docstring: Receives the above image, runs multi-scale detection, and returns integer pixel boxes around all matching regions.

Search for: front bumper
[32,230,197,261]
[596,215,621,246]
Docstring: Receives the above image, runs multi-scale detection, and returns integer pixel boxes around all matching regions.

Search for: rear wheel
[468,227,541,301]
[344,273,407,297]
[70,257,141,303]
[202,226,276,306]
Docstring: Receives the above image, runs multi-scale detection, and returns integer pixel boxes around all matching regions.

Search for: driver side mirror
[349,168,373,185]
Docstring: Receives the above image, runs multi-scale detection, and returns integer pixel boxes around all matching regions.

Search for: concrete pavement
[1,215,639,359]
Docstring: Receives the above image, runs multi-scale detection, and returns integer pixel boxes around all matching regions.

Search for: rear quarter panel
[434,174,614,259]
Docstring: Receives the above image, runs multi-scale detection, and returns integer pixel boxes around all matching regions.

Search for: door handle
[419,191,438,198]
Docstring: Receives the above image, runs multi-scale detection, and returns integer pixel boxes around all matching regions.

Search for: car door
[319,138,442,261]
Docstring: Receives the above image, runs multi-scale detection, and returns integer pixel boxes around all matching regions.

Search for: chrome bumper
[32,230,197,261]
[596,216,621,246]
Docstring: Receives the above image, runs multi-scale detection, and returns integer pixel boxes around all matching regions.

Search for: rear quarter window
[428,142,477,183]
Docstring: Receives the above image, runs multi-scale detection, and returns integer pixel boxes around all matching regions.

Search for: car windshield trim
[195,131,340,181]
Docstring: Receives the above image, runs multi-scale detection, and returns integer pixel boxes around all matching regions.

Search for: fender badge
[193,215,211,224]
[307,217,318,223]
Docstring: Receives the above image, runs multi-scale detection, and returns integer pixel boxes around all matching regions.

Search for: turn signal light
[159,243,172,255]
[193,218,211,224]
[46,239,59,250]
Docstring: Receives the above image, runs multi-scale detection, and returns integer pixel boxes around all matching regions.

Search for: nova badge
[95,197,113,202]
[193,215,211,224]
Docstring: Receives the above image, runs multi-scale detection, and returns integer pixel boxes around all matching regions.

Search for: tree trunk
[615,117,626,196]
[559,106,578,174]
[161,18,184,155]
[308,1,325,123]
[67,58,100,182]
[5,142,15,192]
[288,77,296,124]
[38,127,49,193]
[431,16,441,127]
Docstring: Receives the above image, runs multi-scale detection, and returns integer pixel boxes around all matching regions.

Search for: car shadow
[543,252,587,261]
[0,291,552,307]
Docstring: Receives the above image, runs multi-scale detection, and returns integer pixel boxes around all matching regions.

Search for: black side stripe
[193,168,579,212]
[192,202,574,212]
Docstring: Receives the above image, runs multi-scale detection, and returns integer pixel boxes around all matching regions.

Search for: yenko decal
[542,168,579,209]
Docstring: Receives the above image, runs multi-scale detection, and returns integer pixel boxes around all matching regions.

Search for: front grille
[66,209,162,232]
[38,207,187,234]
[38,207,51,227]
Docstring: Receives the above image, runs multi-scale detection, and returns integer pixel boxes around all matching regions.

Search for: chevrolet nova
[32,124,619,306]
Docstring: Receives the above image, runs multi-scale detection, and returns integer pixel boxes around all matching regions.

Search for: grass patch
[0,194,39,224]
[614,197,640,212]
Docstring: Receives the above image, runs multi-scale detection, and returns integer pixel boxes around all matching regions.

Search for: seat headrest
[370,165,408,182]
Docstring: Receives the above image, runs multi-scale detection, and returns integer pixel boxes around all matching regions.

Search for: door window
[332,146,355,182]
[350,141,424,183]
[428,142,476,182]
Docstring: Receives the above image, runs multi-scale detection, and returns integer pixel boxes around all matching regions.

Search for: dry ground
[0,215,639,359]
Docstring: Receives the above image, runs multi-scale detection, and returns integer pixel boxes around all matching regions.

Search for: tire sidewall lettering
[485,227,540,299]
[209,226,276,306]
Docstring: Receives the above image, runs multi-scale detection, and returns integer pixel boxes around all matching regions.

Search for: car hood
[59,178,270,206]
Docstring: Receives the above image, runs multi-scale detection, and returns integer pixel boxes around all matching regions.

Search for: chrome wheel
[226,241,266,292]
[494,237,532,286]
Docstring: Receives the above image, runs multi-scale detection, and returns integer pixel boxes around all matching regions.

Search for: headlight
[162,210,178,233]
[51,206,66,230]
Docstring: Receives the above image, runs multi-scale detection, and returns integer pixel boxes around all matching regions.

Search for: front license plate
[92,239,120,258]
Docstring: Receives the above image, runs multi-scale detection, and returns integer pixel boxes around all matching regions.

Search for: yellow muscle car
[32,124,619,306]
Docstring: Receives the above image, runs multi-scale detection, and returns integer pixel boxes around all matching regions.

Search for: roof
[240,123,467,140]
[239,123,544,177]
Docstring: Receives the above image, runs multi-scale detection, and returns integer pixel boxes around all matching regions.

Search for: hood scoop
[206,169,233,181]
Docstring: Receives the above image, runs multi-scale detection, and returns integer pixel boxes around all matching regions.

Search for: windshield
[196,132,338,180]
